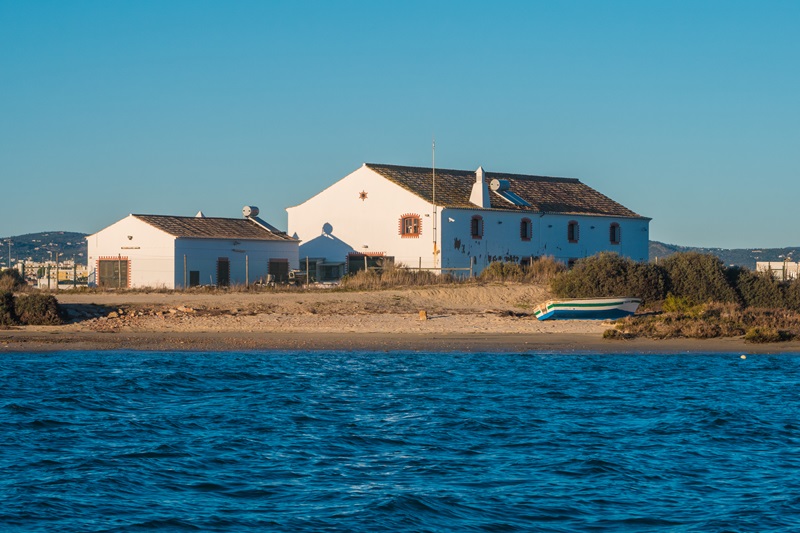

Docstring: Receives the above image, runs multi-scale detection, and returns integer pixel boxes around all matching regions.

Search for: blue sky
[1,1,798,248]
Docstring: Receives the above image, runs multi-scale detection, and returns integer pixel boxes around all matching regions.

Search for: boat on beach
[533,297,641,321]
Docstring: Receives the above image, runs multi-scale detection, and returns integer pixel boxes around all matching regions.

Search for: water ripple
[3,351,800,531]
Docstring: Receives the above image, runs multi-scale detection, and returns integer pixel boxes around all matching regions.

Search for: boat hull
[534,298,641,321]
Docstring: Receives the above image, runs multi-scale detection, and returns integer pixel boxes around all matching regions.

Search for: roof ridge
[365,163,577,182]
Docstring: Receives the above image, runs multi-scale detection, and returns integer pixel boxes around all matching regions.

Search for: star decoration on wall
[359,190,368,201]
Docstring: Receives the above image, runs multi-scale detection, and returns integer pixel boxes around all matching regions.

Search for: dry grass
[339,262,459,290]
[607,302,800,342]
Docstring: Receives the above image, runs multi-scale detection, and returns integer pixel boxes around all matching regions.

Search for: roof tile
[366,163,643,218]
[133,215,295,241]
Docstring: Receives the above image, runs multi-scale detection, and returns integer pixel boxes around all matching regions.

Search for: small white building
[87,208,299,289]
[756,261,800,281]
[287,163,650,278]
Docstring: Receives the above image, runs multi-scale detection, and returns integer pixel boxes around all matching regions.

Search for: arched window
[520,218,532,241]
[567,220,579,243]
[471,215,484,239]
[399,214,421,238]
[610,223,621,245]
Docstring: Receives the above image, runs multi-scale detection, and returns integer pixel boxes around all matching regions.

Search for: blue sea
[3,351,800,532]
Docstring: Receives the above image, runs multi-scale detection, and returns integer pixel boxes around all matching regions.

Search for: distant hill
[649,241,800,269]
[0,231,796,270]
[0,231,88,266]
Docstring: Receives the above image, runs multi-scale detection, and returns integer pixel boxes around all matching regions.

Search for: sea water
[2,350,800,532]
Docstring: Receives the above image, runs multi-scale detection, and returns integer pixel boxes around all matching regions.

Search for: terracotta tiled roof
[366,163,644,218]
[133,215,296,241]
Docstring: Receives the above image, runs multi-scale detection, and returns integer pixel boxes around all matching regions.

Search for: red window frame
[471,215,484,239]
[399,214,422,238]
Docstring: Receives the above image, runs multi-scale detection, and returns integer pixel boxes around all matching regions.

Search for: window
[567,221,579,243]
[520,218,532,241]
[399,214,421,238]
[610,223,621,245]
[471,215,484,239]
[269,258,289,283]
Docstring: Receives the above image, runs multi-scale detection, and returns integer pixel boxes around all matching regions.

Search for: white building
[756,261,800,281]
[87,208,298,289]
[287,163,650,278]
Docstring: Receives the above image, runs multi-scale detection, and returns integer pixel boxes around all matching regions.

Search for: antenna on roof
[432,137,438,269]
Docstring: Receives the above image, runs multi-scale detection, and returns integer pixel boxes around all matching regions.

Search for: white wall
[88,215,300,288]
[287,165,439,269]
[174,238,299,287]
[288,165,650,277]
[440,209,649,272]
[87,215,176,288]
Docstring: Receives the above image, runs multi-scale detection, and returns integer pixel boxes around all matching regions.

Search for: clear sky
[1,1,798,248]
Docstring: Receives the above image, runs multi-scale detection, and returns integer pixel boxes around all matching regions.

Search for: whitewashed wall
[440,209,649,272]
[174,238,299,287]
[87,215,176,288]
[288,165,650,277]
[287,165,440,269]
[88,215,300,288]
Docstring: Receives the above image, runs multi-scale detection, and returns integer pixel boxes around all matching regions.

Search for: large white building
[287,163,650,279]
[87,208,299,289]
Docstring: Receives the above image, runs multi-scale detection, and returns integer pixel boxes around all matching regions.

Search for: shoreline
[3,287,800,354]
[4,329,800,354]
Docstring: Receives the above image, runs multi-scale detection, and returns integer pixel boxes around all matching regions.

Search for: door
[98,258,129,288]
[217,258,230,287]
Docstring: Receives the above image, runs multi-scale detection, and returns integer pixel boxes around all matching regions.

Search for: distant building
[87,207,298,289]
[287,163,650,278]
[756,261,800,281]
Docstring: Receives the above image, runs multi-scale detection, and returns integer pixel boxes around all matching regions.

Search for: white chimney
[469,166,491,208]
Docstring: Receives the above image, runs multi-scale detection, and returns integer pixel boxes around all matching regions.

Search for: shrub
[0,291,17,326]
[0,269,25,292]
[662,293,695,313]
[731,267,784,308]
[660,252,739,304]
[14,293,63,325]
[479,261,525,282]
[744,327,790,344]
[523,256,567,283]
[550,252,666,304]
[785,279,800,312]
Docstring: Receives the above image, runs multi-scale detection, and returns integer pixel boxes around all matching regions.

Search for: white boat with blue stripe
[534,297,641,321]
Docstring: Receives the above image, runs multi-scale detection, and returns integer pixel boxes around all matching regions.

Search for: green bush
[14,293,63,325]
[662,293,695,313]
[731,267,785,308]
[744,326,790,344]
[785,279,800,312]
[0,291,17,326]
[660,252,739,304]
[550,252,667,304]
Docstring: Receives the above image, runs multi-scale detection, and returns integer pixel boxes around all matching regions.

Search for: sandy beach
[3,284,800,354]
